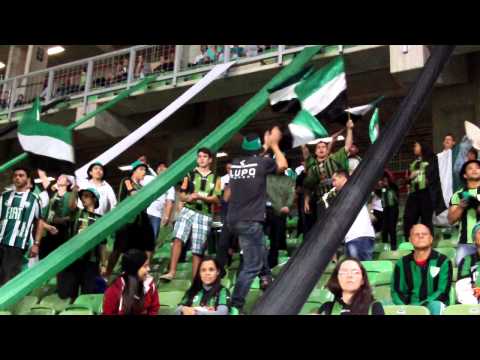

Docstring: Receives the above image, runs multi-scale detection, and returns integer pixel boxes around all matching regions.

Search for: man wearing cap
[456,223,480,304]
[448,159,480,265]
[57,187,108,299]
[77,162,117,216]
[160,148,222,281]
[225,127,287,313]
[106,160,155,277]
[301,119,354,227]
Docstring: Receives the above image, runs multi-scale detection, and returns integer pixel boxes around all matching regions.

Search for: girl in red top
[103,249,160,315]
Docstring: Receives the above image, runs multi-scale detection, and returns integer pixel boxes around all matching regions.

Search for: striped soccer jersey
[0,190,40,250]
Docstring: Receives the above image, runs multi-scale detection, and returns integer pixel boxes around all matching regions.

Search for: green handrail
[0,45,324,310]
[0,76,155,175]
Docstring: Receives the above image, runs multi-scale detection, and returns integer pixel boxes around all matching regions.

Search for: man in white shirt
[142,162,175,240]
[331,169,375,261]
[77,162,117,216]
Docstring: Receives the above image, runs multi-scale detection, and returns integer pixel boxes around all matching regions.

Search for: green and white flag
[345,96,384,120]
[283,57,347,147]
[289,110,329,147]
[17,98,75,174]
[368,108,380,144]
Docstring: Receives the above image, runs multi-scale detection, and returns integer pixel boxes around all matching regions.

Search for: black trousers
[297,194,305,236]
[403,189,434,238]
[216,224,236,277]
[0,245,25,286]
[382,206,399,250]
[265,208,287,269]
[373,210,384,234]
[57,260,99,300]
[304,198,318,236]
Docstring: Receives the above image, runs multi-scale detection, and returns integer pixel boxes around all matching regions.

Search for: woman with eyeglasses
[317,257,384,315]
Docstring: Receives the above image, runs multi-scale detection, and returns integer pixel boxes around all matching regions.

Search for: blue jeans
[456,244,477,266]
[229,221,266,309]
[345,237,375,261]
[148,215,161,240]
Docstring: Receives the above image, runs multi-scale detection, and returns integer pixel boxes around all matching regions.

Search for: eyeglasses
[338,270,362,277]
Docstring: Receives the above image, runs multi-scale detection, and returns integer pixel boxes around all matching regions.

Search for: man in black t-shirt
[225,127,288,312]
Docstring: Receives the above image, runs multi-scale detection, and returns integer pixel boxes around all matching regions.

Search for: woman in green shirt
[177,257,230,315]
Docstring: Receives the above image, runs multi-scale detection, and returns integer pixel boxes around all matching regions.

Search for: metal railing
[0,45,354,121]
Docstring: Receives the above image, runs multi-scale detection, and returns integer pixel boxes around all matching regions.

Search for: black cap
[460,159,480,181]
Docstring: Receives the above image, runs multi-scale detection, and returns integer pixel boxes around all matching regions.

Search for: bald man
[391,224,453,315]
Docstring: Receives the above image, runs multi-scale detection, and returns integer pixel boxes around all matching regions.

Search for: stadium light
[47,46,65,56]
[0,62,5,69]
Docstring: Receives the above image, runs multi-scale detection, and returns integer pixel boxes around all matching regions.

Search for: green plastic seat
[443,304,480,315]
[10,295,39,315]
[369,271,393,286]
[173,270,193,280]
[73,294,104,314]
[278,256,290,264]
[39,294,72,313]
[308,288,334,304]
[383,305,430,315]
[372,285,393,305]
[374,243,391,254]
[435,247,456,262]
[378,250,411,261]
[176,262,192,272]
[361,260,394,273]
[316,274,332,289]
[278,250,289,258]
[250,277,260,289]
[398,242,414,251]
[436,240,458,248]
[59,308,95,315]
[220,277,232,289]
[300,302,320,315]
[158,306,177,315]
[0,311,12,315]
[29,284,56,300]
[243,289,262,315]
[158,279,191,292]
[27,306,56,315]
[158,291,185,308]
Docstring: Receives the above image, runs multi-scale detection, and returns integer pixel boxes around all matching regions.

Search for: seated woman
[103,249,159,315]
[176,257,230,315]
[317,257,384,315]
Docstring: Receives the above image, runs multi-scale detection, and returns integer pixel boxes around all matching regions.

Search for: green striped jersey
[180,286,230,308]
[392,250,452,306]
[450,187,480,244]
[0,190,41,250]
[408,158,429,193]
[303,148,348,200]
[458,252,480,287]
[182,169,221,216]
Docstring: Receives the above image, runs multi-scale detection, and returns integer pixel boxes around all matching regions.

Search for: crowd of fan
[2,118,480,315]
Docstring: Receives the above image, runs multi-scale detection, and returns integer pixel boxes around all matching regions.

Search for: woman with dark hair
[176,257,230,315]
[103,249,160,315]
[403,141,438,238]
[317,258,384,315]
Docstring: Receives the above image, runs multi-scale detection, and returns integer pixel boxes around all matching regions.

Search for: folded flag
[368,108,380,144]
[17,97,75,175]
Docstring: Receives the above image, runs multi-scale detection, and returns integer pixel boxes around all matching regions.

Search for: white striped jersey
[0,190,40,250]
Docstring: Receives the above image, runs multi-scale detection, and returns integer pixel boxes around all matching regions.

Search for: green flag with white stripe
[17,98,75,174]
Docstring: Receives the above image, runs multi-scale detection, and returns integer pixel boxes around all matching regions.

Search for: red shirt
[415,259,428,267]
[103,275,160,315]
